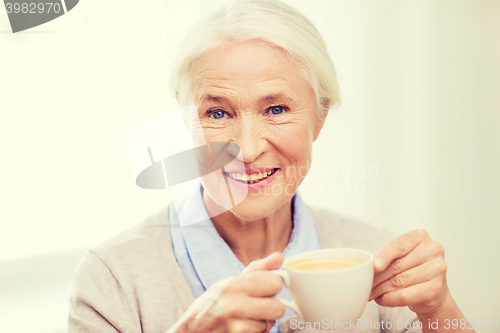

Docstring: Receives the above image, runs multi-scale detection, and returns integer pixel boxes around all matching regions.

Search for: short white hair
[170,0,341,114]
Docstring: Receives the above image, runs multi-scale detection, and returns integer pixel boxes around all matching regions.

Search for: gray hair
[170,0,341,115]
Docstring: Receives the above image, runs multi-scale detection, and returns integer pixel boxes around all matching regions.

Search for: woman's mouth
[224,168,279,184]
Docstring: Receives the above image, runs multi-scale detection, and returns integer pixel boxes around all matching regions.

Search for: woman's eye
[269,106,286,115]
[210,110,226,119]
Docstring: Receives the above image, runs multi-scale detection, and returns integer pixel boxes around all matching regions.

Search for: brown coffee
[286,257,365,270]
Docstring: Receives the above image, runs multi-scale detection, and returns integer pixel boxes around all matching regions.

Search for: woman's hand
[169,252,286,333]
[370,229,477,332]
[369,229,451,316]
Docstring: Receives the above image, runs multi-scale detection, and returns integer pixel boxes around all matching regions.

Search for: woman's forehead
[199,41,294,73]
[190,42,312,105]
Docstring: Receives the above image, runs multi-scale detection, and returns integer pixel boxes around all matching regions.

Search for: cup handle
[270,270,303,318]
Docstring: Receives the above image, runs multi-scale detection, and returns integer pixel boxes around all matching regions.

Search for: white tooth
[235,173,240,180]
[245,174,250,181]
[257,172,263,179]
[266,170,272,176]
[229,173,235,179]
[249,174,258,180]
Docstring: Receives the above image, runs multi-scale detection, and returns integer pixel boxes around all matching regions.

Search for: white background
[1,0,499,332]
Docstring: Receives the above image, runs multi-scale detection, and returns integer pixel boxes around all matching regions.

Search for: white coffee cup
[271,248,374,324]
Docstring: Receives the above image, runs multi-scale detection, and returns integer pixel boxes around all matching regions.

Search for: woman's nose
[231,120,267,163]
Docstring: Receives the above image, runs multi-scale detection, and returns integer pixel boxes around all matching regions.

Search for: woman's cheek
[271,123,312,158]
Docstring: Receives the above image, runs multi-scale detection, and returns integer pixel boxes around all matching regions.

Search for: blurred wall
[1,0,499,332]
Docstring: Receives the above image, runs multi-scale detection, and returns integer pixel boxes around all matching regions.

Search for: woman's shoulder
[88,205,173,264]
[75,204,185,291]
[69,204,193,332]
[306,204,394,254]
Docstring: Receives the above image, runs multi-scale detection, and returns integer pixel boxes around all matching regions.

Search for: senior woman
[68,1,473,332]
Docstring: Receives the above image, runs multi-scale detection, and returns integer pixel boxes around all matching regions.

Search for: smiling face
[188,41,326,220]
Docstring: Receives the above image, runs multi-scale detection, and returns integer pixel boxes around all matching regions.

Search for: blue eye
[210,110,226,119]
[269,106,285,115]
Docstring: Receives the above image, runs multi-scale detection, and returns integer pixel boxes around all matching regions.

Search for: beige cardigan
[68,204,421,333]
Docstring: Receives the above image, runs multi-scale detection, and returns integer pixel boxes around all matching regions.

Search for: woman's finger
[259,319,277,333]
[374,229,430,271]
[372,241,437,287]
[370,257,447,301]
[374,276,447,309]
[242,252,284,274]
[224,295,285,320]
[237,271,283,297]
[226,318,269,333]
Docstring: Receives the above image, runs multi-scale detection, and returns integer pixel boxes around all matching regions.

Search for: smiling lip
[223,167,279,190]
[224,167,277,174]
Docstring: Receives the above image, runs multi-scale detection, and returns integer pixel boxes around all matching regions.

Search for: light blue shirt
[169,182,322,333]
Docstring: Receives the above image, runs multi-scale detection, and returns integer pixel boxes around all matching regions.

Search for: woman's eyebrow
[197,93,295,105]
[199,94,228,104]
[260,93,295,104]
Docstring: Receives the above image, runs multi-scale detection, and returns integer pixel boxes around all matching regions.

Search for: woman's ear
[313,101,330,141]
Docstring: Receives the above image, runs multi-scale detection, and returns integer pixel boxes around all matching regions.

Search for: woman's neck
[203,190,293,266]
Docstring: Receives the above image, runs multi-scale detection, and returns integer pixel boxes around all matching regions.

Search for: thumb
[242,251,284,274]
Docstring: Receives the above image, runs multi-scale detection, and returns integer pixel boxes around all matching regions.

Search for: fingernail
[374,257,385,269]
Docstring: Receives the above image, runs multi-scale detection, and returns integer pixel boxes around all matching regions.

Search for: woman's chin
[228,197,287,221]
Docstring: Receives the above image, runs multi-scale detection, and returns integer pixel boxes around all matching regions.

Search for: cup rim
[283,247,374,274]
